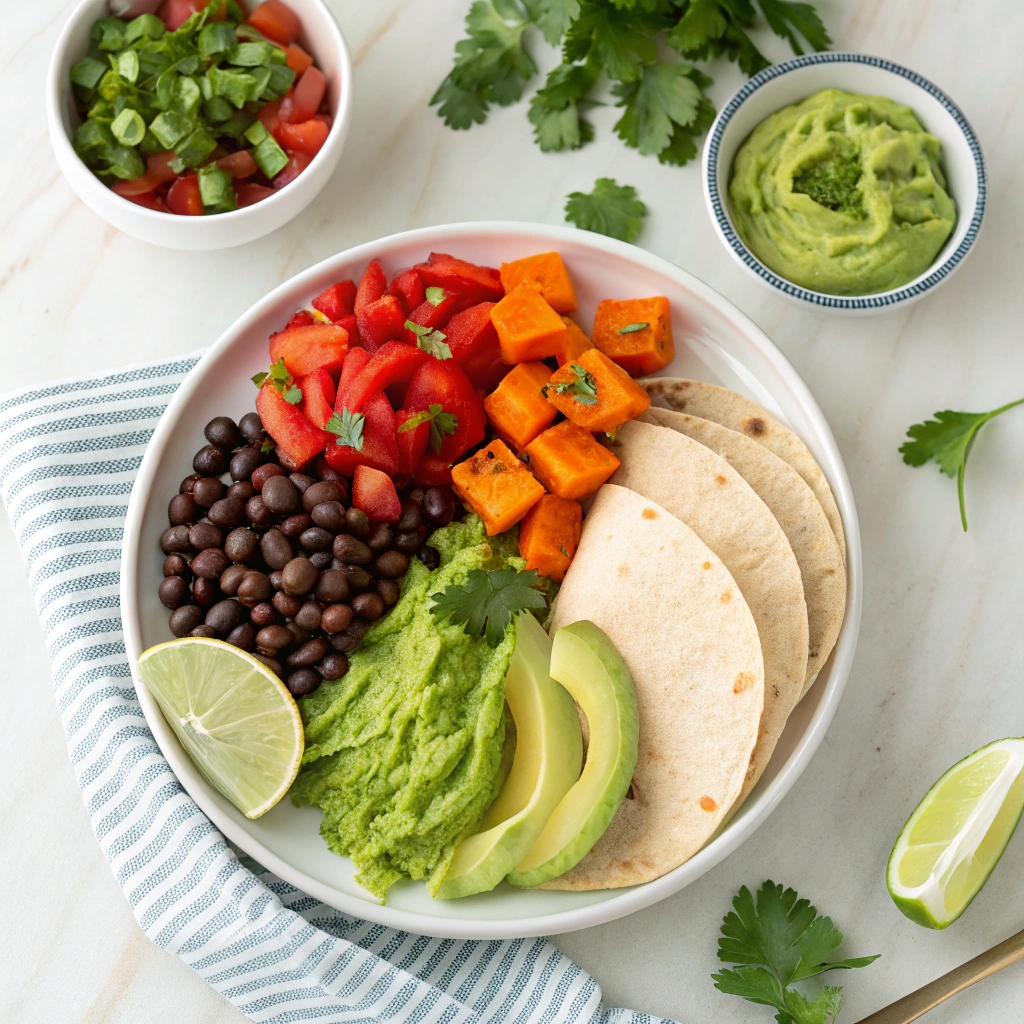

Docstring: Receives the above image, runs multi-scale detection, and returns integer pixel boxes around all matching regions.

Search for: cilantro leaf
[429,568,548,646]
[425,286,446,307]
[713,882,878,1024]
[283,385,303,404]
[757,0,831,54]
[618,322,648,333]
[613,62,706,157]
[545,362,598,405]
[666,0,728,56]
[527,61,598,151]
[565,177,646,242]
[900,398,1024,530]
[523,0,581,45]
[253,357,302,402]
[406,320,454,359]
[562,3,660,82]
[325,408,365,450]
[398,403,459,455]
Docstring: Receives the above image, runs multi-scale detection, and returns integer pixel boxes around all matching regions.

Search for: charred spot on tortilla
[699,796,718,813]
[642,507,659,519]
[734,672,756,694]
[720,590,732,603]
[714,474,727,485]
[702,561,711,570]
[744,416,766,436]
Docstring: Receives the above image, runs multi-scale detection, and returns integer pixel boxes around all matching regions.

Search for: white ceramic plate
[121,222,862,939]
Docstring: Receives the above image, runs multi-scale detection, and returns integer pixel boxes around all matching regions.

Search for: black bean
[262,474,300,514]
[250,601,279,628]
[280,513,313,538]
[226,622,255,651]
[254,653,283,677]
[329,620,368,652]
[394,531,420,554]
[397,502,422,532]
[191,548,229,579]
[192,577,220,608]
[272,591,302,617]
[311,500,346,531]
[169,604,204,637]
[300,526,333,552]
[230,447,263,481]
[269,570,284,591]
[367,523,394,553]
[294,601,323,631]
[180,473,201,494]
[245,494,275,528]
[256,624,293,651]
[344,507,370,536]
[417,545,441,570]
[193,445,228,476]
[189,625,218,638]
[317,653,349,680]
[340,564,372,589]
[287,668,321,697]
[189,521,223,551]
[333,534,372,565]
[238,412,264,444]
[208,497,245,528]
[376,579,400,607]
[321,603,353,634]
[260,529,293,570]
[287,622,312,646]
[286,637,328,667]
[227,480,256,502]
[193,477,226,507]
[168,493,197,526]
[375,550,408,579]
[160,525,192,554]
[237,571,272,608]
[163,553,189,577]
[314,568,349,604]
[352,592,384,621]
[423,486,456,528]
[289,472,316,494]
[205,416,243,450]
[301,480,344,512]
[309,550,332,570]
[224,527,258,563]
[158,576,190,609]
[281,557,318,595]
[314,458,347,488]
[252,463,285,490]
[205,599,248,635]
[220,563,249,595]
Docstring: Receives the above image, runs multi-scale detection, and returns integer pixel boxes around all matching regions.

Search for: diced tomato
[269,323,349,378]
[314,112,332,129]
[236,181,276,207]
[159,0,223,31]
[246,0,300,45]
[413,452,454,487]
[272,151,311,189]
[388,268,426,313]
[216,150,258,178]
[285,43,314,74]
[113,174,162,197]
[311,280,356,322]
[257,99,282,134]
[280,66,326,124]
[147,151,179,183]
[351,466,401,523]
[444,301,509,392]
[345,341,428,413]
[401,292,466,345]
[285,309,316,330]
[274,118,329,157]
[403,359,486,462]
[167,174,203,216]
[357,295,406,353]
[355,259,388,315]
[396,409,430,475]
[122,190,169,212]
[256,383,329,467]
[413,252,504,305]
[299,367,336,430]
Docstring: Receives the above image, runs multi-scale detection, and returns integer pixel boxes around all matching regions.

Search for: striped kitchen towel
[0,354,672,1024]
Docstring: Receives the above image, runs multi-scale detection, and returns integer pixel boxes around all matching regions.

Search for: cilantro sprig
[713,882,878,1024]
[405,319,453,360]
[434,0,831,168]
[543,362,598,405]
[565,177,646,243]
[399,403,460,455]
[326,408,365,450]
[252,357,302,404]
[429,567,548,646]
[900,397,1024,531]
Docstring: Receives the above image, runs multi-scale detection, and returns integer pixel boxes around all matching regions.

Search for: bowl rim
[45,0,353,228]
[703,51,987,311]
[120,220,863,938]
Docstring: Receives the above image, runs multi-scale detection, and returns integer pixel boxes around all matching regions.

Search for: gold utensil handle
[857,927,1024,1023]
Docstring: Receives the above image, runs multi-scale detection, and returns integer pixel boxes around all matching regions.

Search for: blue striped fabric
[0,355,671,1024]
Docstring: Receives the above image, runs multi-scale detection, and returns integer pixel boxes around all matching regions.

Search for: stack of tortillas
[545,378,846,892]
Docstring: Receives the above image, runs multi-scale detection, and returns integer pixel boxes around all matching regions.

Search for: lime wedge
[887,737,1024,929]
[138,638,304,819]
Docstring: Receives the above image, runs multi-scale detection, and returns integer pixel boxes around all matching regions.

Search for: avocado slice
[507,620,639,889]
[430,612,583,899]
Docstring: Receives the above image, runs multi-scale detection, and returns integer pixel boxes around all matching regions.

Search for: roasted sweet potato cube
[483,362,557,451]
[489,283,567,363]
[544,348,650,434]
[524,421,620,501]
[552,316,594,366]
[518,494,583,582]
[451,439,545,535]
[592,296,674,376]
[499,252,578,314]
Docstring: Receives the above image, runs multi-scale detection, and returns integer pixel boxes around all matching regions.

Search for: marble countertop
[4,1,1024,1021]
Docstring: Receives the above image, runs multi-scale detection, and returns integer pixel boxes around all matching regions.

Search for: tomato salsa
[70,0,331,215]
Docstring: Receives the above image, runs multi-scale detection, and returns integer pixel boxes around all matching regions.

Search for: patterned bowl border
[705,52,987,310]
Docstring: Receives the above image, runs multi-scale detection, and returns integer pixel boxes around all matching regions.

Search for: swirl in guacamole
[728,89,956,296]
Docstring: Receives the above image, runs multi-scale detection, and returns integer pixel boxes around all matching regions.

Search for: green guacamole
[290,516,522,900]
[728,88,956,295]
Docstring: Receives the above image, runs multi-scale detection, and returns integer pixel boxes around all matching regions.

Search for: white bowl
[46,0,352,250]
[121,222,863,938]
[702,53,986,315]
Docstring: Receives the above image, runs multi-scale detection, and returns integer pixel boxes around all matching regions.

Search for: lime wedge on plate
[138,638,304,819]
[887,737,1024,929]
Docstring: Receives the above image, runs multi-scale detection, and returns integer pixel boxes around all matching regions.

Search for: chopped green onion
[138,130,163,156]
[197,22,238,58]
[174,125,217,168]
[244,120,270,145]
[172,76,202,117]
[155,68,178,110]
[116,50,140,84]
[111,108,146,147]
[203,95,235,124]
[229,41,279,66]
[73,119,115,158]
[248,66,273,101]
[425,287,445,307]
[218,109,257,141]
[149,109,191,149]
[106,145,146,180]
[70,57,107,92]
[124,13,165,44]
[92,17,126,52]
[207,66,257,108]
[225,0,247,22]
[617,322,649,334]
[251,133,289,179]
[174,54,201,76]
[263,63,296,101]
[198,164,237,212]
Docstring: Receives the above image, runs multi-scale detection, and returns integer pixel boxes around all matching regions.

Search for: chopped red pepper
[269,323,349,378]
[444,301,509,392]
[334,313,357,337]
[122,189,169,212]
[413,252,504,305]
[246,0,300,45]
[351,466,401,523]
[285,43,314,75]
[354,259,387,321]
[403,359,486,462]
[298,367,336,430]
[412,452,454,487]
[312,280,357,322]
[388,268,426,313]
[357,294,407,353]
[344,341,428,413]
[396,409,430,475]
[256,382,329,468]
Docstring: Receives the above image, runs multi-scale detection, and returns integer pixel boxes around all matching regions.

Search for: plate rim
[120,220,862,939]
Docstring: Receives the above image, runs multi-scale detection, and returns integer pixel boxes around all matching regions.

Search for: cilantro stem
[959,397,1024,530]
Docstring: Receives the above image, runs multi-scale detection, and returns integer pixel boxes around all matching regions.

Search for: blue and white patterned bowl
[702,53,986,315]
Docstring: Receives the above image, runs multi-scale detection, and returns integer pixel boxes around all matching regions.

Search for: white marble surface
[4,1,1024,1021]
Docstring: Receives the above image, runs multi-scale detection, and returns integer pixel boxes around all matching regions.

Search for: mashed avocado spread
[729,88,956,295]
[290,515,521,900]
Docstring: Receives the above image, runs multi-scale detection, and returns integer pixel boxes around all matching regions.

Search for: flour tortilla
[609,420,808,804]
[544,484,764,890]
[642,407,846,687]
[640,377,846,564]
